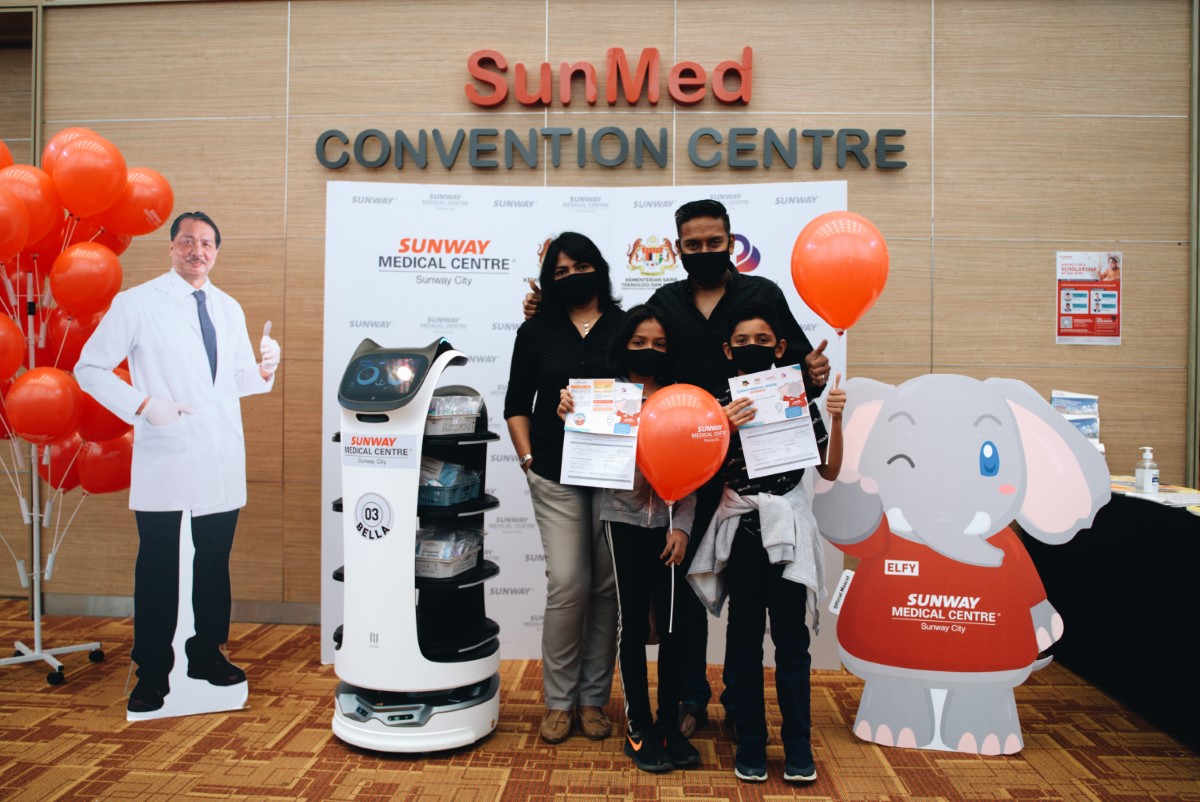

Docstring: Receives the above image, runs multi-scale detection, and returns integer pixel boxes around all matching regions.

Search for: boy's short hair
[726,301,783,343]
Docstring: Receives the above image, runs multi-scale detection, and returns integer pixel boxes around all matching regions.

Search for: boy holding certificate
[688,302,845,784]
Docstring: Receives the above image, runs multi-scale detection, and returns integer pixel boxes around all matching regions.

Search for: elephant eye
[886,454,915,468]
[979,440,1000,477]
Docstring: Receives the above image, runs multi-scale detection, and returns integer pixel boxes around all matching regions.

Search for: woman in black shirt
[503,232,622,744]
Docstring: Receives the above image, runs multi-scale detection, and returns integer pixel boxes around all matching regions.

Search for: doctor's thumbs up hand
[259,321,281,378]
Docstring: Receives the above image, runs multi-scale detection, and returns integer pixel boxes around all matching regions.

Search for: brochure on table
[560,379,643,490]
[729,365,822,479]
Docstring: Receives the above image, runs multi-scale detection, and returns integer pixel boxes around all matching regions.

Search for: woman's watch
[518,453,534,468]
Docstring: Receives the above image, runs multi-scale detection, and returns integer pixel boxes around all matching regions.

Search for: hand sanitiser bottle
[1134,446,1159,493]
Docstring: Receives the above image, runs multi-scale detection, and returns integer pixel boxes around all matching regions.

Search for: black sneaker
[733,761,767,782]
[624,728,673,773]
[127,679,165,713]
[784,761,817,782]
[658,722,700,768]
[784,742,816,782]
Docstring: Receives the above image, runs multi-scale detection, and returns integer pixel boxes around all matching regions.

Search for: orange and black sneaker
[624,726,673,773]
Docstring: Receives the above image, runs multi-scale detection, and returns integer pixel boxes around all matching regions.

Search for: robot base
[332,675,499,753]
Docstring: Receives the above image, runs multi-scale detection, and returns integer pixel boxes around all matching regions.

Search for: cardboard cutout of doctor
[76,212,280,721]
[811,374,1110,754]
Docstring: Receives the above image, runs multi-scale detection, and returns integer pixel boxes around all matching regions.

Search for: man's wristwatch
[518,453,534,468]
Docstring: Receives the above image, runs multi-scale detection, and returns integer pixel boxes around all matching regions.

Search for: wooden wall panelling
[232,480,283,602]
[932,240,1190,370]
[283,482,321,603]
[288,0,547,117]
[0,45,31,144]
[933,116,1191,242]
[41,1,288,122]
[281,354,322,489]
[934,0,1192,117]
[673,0,932,113]
[847,238,932,370]
[39,119,288,243]
[281,239,323,378]
[39,492,137,597]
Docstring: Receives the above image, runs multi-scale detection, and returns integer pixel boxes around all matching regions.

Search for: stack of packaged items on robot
[414,528,485,578]
[418,456,482,506]
[425,395,484,436]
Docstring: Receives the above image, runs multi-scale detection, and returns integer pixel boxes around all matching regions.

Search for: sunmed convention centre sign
[316,47,907,171]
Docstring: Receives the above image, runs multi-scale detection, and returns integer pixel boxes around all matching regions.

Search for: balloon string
[0,438,26,507]
[50,491,86,559]
[668,501,675,635]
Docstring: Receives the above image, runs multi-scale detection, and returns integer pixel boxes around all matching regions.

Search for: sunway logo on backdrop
[627,236,678,276]
[398,238,490,254]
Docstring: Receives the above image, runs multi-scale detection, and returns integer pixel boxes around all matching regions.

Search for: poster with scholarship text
[1056,251,1122,345]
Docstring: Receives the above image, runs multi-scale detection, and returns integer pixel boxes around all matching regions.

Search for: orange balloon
[94,167,173,236]
[0,315,23,381]
[49,242,122,317]
[69,217,131,256]
[790,211,889,333]
[78,367,132,443]
[635,384,730,503]
[16,210,67,272]
[39,431,83,492]
[6,366,82,445]
[77,430,133,494]
[46,306,105,372]
[0,165,63,245]
[0,140,12,169]
[0,185,30,262]
[50,135,127,219]
[41,127,94,174]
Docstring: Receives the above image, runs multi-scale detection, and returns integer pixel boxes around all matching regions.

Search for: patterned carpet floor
[0,600,1196,801]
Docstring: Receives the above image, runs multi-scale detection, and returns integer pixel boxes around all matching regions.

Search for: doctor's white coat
[75,270,274,514]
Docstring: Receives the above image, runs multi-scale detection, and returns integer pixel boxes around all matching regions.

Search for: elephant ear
[987,378,1111,544]
[812,377,892,544]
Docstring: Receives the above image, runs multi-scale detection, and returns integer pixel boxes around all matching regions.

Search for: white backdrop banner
[321,180,848,667]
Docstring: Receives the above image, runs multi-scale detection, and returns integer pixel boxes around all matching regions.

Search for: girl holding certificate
[504,232,623,745]
[557,305,701,774]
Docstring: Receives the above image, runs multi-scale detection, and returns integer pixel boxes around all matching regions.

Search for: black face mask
[553,271,599,307]
[680,251,733,288]
[729,344,777,374]
[625,347,668,379]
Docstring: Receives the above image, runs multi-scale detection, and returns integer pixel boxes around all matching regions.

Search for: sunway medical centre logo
[626,236,678,276]
[734,234,761,273]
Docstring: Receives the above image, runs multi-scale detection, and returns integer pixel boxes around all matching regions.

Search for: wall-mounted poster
[1056,252,1121,345]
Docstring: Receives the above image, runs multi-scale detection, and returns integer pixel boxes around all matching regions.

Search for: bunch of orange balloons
[0,128,174,496]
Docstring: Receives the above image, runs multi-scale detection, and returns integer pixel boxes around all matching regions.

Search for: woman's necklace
[570,311,600,335]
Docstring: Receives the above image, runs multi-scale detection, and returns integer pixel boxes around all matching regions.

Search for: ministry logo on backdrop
[734,234,762,273]
[618,235,680,294]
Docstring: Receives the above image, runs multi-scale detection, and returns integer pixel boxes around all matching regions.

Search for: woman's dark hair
[726,300,783,343]
[607,304,673,384]
[537,231,620,316]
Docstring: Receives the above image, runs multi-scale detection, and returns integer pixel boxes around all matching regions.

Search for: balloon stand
[331,338,501,752]
[0,442,102,684]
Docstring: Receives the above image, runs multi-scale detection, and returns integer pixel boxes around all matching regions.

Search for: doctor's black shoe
[127,679,166,713]
[187,652,246,686]
[658,721,700,768]
[624,728,673,773]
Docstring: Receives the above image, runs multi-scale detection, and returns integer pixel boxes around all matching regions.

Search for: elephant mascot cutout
[812,374,1110,755]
